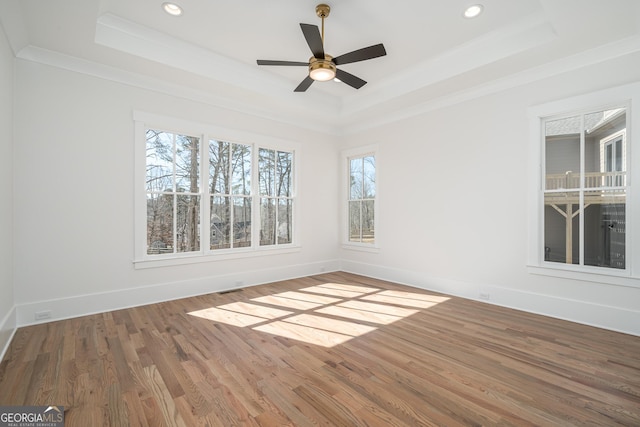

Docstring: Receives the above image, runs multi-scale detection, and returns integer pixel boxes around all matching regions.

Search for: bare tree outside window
[349,155,375,243]
[259,148,293,246]
[146,130,200,254]
[142,124,295,259]
[209,140,252,249]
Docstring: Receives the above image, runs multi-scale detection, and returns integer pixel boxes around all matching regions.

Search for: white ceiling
[2,0,640,133]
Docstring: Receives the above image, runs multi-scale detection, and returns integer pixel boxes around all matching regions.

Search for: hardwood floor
[1,272,639,426]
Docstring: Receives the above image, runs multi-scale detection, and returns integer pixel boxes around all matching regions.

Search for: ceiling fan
[256,3,387,92]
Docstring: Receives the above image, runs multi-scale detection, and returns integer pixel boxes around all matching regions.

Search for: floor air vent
[218,288,243,295]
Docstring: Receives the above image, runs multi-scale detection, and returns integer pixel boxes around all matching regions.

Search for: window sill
[134,245,301,269]
[527,264,640,289]
[341,243,380,253]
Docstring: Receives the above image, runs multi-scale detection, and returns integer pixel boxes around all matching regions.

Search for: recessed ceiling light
[162,2,183,16]
[463,4,484,19]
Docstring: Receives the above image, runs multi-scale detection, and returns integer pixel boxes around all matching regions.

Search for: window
[543,108,627,269]
[135,113,297,266]
[528,82,640,282]
[347,153,376,245]
[209,140,252,250]
[259,148,293,246]
[146,130,201,255]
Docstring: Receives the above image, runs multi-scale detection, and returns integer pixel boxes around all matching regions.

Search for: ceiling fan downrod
[316,4,330,46]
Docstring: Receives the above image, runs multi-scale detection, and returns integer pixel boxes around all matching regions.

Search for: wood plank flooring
[1,272,639,426]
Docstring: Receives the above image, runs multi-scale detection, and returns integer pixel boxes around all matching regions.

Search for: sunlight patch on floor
[284,313,376,336]
[253,321,354,346]
[362,291,447,309]
[189,302,292,327]
[250,294,323,310]
[266,291,341,305]
[337,300,419,317]
[188,281,450,347]
[189,307,267,327]
[315,304,411,325]
[299,283,380,298]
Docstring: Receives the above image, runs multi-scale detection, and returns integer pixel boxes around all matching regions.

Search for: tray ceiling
[1,0,639,133]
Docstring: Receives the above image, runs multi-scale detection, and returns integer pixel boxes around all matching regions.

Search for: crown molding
[95,14,340,112]
[15,44,342,136]
[11,17,640,137]
[340,12,557,117]
[340,34,640,135]
[0,0,29,56]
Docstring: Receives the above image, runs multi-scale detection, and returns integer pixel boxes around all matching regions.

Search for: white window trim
[133,111,301,268]
[527,82,640,288]
[341,144,380,251]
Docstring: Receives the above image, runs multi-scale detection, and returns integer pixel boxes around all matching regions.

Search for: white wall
[7,34,640,341]
[0,23,15,355]
[12,60,340,325]
[340,52,640,336]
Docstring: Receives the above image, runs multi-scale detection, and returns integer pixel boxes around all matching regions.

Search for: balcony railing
[546,171,626,190]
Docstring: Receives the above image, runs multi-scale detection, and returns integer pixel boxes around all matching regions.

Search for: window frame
[144,130,203,256]
[342,145,379,251]
[257,148,295,247]
[134,111,300,269]
[527,82,640,286]
[601,130,626,174]
[208,139,253,251]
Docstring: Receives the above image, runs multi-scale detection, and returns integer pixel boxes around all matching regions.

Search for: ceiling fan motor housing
[309,55,336,81]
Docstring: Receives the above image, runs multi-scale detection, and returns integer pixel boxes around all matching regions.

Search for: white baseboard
[340,260,640,337]
[16,259,340,327]
[14,258,639,337]
[0,305,17,362]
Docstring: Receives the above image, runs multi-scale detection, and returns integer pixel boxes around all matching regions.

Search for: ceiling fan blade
[336,69,367,89]
[300,23,324,59]
[333,44,387,66]
[257,60,309,66]
[294,76,314,92]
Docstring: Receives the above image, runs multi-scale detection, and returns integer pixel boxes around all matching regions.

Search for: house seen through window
[543,107,627,269]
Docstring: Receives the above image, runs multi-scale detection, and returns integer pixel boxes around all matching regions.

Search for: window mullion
[579,114,585,266]
[360,157,365,242]
[172,133,178,255]
[227,145,233,248]
[202,136,210,253]
[274,155,279,246]
[252,145,259,249]
[358,159,361,242]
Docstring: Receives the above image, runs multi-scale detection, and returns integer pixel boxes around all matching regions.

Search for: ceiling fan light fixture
[162,2,183,16]
[309,57,336,81]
